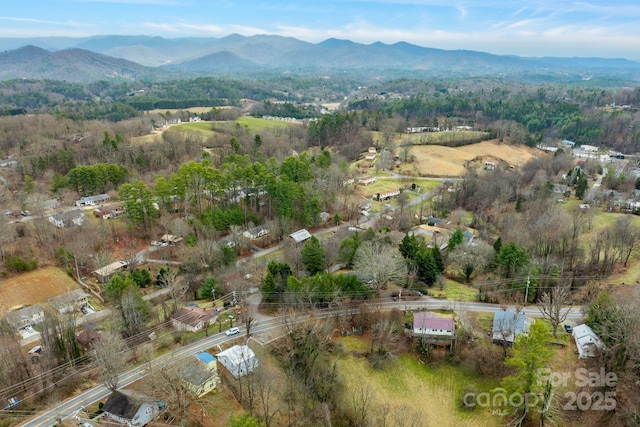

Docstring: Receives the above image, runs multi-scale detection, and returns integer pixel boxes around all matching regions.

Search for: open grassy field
[145,106,230,115]
[218,116,301,132]
[400,139,544,177]
[428,279,479,302]
[337,338,498,426]
[0,267,81,314]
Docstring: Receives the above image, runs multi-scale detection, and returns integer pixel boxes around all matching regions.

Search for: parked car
[80,306,89,315]
[563,324,573,334]
[225,327,240,336]
[24,325,35,334]
[28,345,42,354]
[3,397,19,410]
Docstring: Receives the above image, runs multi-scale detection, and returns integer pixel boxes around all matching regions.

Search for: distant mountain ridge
[0,34,639,83]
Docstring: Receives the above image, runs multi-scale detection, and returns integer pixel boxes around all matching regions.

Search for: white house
[358,175,376,185]
[217,345,259,378]
[413,312,455,342]
[243,225,270,240]
[378,189,400,200]
[48,209,84,228]
[171,306,216,333]
[572,324,604,359]
[75,193,109,207]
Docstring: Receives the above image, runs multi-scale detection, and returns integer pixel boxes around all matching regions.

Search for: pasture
[400,139,544,177]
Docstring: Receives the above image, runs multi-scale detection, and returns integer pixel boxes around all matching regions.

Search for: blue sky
[2,0,640,60]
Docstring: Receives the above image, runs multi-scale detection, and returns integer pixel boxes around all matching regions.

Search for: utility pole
[524,276,530,304]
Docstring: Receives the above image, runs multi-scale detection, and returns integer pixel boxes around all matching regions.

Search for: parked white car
[225,327,240,336]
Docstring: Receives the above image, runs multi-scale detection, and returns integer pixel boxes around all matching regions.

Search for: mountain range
[0,34,639,83]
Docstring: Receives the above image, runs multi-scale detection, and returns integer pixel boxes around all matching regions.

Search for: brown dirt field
[406,139,546,176]
[0,267,81,314]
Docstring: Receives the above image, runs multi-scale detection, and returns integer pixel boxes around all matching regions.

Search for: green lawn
[337,348,499,426]
[428,279,479,302]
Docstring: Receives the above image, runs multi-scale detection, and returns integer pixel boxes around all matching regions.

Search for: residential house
[342,178,355,186]
[492,309,532,345]
[243,225,270,240]
[76,330,101,351]
[171,306,216,333]
[358,175,376,185]
[160,234,184,245]
[93,203,126,219]
[572,324,604,359]
[216,345,259,378]
[42,198,60,211]
[102,390,165,427]
[364,153,376,161]
[75,194,109,207]
[4,305,44,331]
[93,260,128,282]
[48,289,89,314]
[426,216,451,228]
[378,189,400,201]
[413,312,455,343]
[289,229,312,244]
[368,147,377,154]
[48,209,84,228]
[179,352,219,397]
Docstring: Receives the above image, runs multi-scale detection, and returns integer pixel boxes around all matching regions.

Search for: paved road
[17,299,583,427]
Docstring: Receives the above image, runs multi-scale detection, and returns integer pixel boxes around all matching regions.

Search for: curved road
[18,300,583,427]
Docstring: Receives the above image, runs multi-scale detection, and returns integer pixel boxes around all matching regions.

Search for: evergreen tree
[431,245,445,273]
[448,228,465,251]
[301,236,326,275]
[416,247,437,286]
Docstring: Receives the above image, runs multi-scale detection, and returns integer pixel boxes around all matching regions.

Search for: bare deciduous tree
[539,286,571,338]
[92,332,129,390]
[353,242,407,290]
